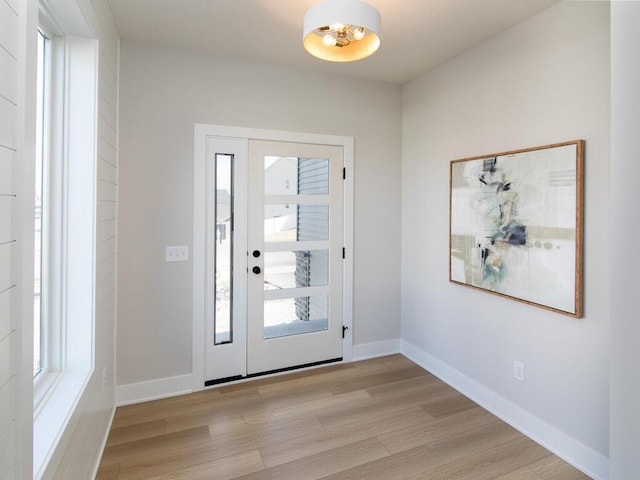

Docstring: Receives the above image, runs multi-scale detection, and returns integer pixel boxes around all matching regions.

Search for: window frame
[31,2,99,476]
[33,26,49,380]
[33,11,65,409]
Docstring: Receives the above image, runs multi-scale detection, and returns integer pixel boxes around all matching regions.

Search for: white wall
[610,2,640,479]
[0,0,118,477]
[401,1,609,478]
[116,42,402,387]
[1,0,36,477]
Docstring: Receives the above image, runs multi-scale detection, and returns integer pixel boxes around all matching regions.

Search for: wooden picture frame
[449,140,584,318]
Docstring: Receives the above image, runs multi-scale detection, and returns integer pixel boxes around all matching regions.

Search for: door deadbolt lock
[252,250,261,258]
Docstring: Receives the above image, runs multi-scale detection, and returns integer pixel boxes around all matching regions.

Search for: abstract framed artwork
[449,140,584,318]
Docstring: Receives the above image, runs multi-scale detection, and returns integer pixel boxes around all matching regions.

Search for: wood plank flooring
[96,355,590,480]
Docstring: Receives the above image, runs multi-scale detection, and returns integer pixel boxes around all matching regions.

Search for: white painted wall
[116,42,402,386]
[0,0,118,476]
[1,0,35,477]
[610,2,640,479]
[401,1,609,477]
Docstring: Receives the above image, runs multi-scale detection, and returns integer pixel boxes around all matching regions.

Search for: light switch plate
[166,246,189,262]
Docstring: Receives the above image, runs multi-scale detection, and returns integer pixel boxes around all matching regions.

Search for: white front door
[246,140,344,375]
[201,135,345,384]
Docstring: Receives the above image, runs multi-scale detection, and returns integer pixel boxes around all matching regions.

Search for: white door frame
[192,124,354,392]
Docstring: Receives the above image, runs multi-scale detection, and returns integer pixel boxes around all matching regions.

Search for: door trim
[192,124,354,392]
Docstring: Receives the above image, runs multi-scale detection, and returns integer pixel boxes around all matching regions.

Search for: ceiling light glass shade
[303,0,381,62]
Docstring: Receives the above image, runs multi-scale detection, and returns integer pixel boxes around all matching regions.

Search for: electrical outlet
[166,246,189,262]
[513,361,525,381]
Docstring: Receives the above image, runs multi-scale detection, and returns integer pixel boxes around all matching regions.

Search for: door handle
[252,266,261,275]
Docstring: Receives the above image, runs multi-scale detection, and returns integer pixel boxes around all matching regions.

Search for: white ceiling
[107,0,560,85]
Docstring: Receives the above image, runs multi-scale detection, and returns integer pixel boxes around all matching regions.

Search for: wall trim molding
[115,374,193,406]
[112,342,609,478]
[88,405,116,480]
[115,338,402,406]
[352,338,401,361]
[400,340,609,480]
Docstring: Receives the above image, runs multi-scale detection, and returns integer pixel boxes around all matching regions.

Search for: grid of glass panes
[262,157,330,339]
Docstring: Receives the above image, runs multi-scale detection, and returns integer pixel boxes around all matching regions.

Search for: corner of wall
[352,339,401,361]
[401,340,609,480]
[116,374,193,406]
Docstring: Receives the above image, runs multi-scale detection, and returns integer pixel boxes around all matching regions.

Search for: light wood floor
[96,355,590,480]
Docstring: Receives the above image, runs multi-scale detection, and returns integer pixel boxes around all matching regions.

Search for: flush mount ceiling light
[303,0,381,62]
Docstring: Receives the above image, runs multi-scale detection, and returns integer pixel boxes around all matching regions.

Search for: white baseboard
[116,374,193,406]
[352,338,401,361]
[401,340,609,480]
[115,342,401,406]
[88,405,116,479]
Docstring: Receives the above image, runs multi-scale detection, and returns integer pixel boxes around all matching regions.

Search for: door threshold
[204,357,343,387]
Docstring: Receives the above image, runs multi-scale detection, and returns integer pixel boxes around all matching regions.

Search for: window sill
[33,369,91,479]
[33,370,61,412]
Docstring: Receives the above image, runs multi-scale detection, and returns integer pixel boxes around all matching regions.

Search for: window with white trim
[34,28,47,378]
[32,3,98,476]
[33,13,64,397]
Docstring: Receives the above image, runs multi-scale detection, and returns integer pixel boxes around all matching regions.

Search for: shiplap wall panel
[98,136,117,166]
[98,57,117,99]
[0,288,10,341]
[99,54,117,92]
[97,254,115,286]
[96,299,114,333]
[98,178,117,201]
[0,423,14,479]
[97,273,115,308]
[3,0,18,16]
[96,218,116,244]
[0,379,13,436]
[0,1,18,58]
[0,244,11,291]
[0,100,16,151]
[98,96,117,134]
[101,74,117,101]
[97,199,116,223]
[0,0,19,477]
[2,467,14,480]
[96,236,116,264]
[99,157,117,184]
[97,251,115,290]
[0,49,18,105]
[0,336,10,392]
[98,114,117,148]
[99,47,117,84]
[99,93,116,121]
[0,198,12,244]
[0,148,14,194]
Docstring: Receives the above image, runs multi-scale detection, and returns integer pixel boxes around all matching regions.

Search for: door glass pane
[215,154,233,345]
[264,204,329,242]
[264,250,329,290]
[264,156,329,195]
[264,295,328,339]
